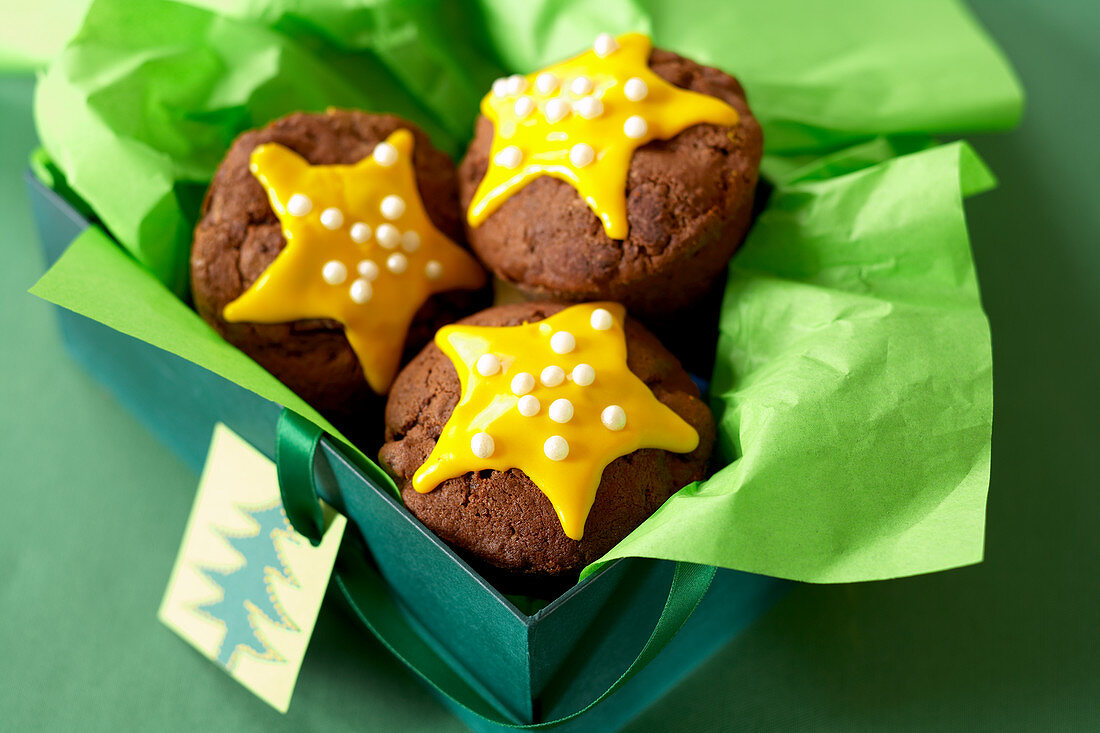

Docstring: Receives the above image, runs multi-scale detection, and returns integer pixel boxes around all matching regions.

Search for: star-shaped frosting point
[468,32,739,239]
[223,129,486,394]
[411,302,699,540]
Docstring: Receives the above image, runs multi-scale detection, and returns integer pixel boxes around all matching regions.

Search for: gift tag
[159,423,345,712]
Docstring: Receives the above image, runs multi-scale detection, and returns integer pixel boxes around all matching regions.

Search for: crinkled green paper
[31,0,1022,582]
[585,140,996,582]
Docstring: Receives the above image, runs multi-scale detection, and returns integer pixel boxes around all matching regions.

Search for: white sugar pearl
[357,260,379,280]
[590,307,613,330]
[550,331,575,354]
[494,145,523,169]
[601,405,627,431]
[540,365,565,387]
[471,432,494,459]
[514,96,535,118]
[535,72,558,94]
[376,223,400,249]
[372,142,398,167]
[548,398,574,423]
[510,372,535,395]
[424,260,443,279]
[380,195,406,220]
[570,76,593,96]
[286,193,312,217]
[505,74,527,95]
[492,78,508,97]
[320,207,344,229]
[544,435,569,461]
[569,143,595,168]
[572,363,595,386]
[517,395,540,417]
[624,115,648,139]
[349,278,372,304]
[350,222,371,243]
[322,260,347,285]
[624,77,648,101]
[386,252,407,274]
[476,353,500,376]
[593,33,619,57]
[402,230,420,252]
[574,96,603,119]
[544,98,570,124]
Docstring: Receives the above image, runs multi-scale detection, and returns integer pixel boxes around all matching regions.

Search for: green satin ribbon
[275,408,716,728]
[275,409,325,546]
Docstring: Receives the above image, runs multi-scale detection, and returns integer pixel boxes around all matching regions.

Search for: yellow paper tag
[158,423,346,713]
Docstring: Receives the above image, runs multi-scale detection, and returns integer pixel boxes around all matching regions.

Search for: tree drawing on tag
[193,502,302,667]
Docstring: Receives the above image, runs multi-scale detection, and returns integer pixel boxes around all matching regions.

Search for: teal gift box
[26,0,1022,728]
[27,176,786,729]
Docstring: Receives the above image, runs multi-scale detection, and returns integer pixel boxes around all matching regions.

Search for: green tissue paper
[584,141,996,582]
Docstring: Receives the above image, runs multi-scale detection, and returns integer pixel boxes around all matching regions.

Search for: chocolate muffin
[458,40,763,323]
[379,302,715,585]
[191,109,486,433]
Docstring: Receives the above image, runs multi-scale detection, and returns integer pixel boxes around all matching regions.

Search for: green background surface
[1,0,1097,730]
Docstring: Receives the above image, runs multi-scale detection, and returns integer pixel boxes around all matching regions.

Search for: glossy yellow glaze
[223,129,486,394]
[411,302,698,539]
[467,32,739,239]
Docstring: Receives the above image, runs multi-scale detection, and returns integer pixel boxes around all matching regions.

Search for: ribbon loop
[275,408,325,545]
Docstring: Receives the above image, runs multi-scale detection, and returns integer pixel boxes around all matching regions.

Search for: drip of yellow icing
[223,129,486,394]
[467,32,739,239]
[411,302,698,540]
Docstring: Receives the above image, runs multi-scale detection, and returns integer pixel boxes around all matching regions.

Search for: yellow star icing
[412,302,699,540]
[223,129,486,394]
[467,32,739,239]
